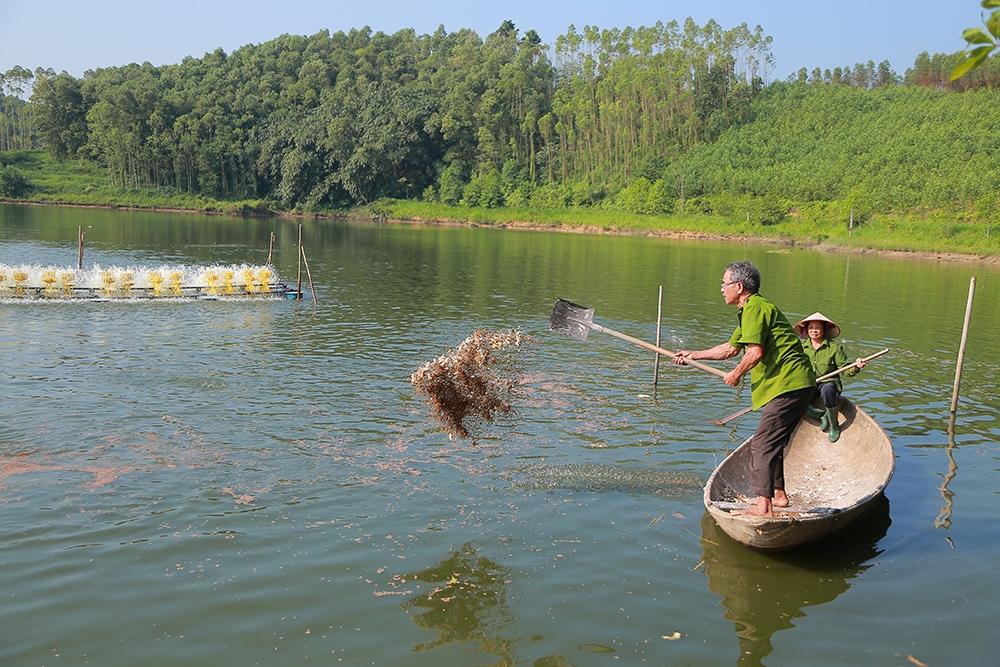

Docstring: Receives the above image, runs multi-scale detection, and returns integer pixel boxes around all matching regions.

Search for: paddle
[712,348,892,425]
[549,298,727,378]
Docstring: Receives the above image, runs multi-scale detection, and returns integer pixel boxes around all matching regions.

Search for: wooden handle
[816,348,890,382]
[590,322,728,378]
[714,406,754,425]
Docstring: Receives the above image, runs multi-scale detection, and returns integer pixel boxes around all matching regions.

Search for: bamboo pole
[296,224,303,300]
[816,348,890,382]
[714,406,753,426]
[653,285,663,385]
[78,225,85,269]
[716,348,891,426]
[950,276,977,414]
[300,244,317,304]
[266,232,275,266]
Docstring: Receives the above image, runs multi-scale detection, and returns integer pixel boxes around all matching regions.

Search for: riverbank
[3,146,998,264]
[377,200,1000,265]
[4,195,999,266]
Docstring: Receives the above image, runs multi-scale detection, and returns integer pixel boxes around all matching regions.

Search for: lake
[1,203,998,666]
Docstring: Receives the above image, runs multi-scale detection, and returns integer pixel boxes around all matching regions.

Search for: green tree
[952,0,1000,79]
[31,70,88,158]
[1,66,36,150]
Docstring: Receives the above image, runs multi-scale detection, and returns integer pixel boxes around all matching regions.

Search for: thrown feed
[410,329,534,440]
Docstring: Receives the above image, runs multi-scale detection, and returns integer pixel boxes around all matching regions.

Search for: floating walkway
[0,263,299,300]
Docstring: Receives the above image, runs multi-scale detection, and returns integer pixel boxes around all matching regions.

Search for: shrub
[0,165,31,198]
[460,178,482,207]
[646,179,675,214]
[478,169,504,208]
[755,193,790,225]
[439,165,465,206]
[619,177,652,214]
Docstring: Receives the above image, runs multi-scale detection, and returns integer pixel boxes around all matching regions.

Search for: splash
[410,330,535,440]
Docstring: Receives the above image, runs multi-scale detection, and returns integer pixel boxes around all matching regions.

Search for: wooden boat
[704,398,894,552]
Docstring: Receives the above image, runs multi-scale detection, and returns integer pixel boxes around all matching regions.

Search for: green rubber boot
[826,407,841,443]
[806,404,830,431]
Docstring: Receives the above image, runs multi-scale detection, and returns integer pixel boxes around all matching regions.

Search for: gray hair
[726,261,760,293]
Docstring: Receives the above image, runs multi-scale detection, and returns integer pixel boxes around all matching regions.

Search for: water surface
[1,203,998,666]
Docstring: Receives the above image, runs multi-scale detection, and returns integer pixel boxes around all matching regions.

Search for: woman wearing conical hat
[794,312,867,443]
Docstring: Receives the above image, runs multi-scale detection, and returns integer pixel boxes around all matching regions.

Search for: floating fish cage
[0,263,300,300]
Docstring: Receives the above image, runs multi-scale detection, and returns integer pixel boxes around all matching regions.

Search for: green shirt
[800,338,858,392]
[728,293,816,409]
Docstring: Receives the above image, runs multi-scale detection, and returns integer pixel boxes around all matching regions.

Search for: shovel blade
[550,298,595,341]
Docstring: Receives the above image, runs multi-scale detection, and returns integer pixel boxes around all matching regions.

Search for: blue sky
[0,0,985,82]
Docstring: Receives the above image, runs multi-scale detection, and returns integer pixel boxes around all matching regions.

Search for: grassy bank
[4,150,999,259]
[0,150,269,214]
[385,201,1000,258]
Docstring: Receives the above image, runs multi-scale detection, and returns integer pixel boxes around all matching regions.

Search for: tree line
[3,19,999,219]
[14,19,772,208]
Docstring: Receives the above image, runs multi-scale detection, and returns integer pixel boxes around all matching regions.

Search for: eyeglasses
[720,280,739,289]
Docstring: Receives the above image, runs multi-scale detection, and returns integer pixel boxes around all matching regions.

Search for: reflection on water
[935,414,959,529]
[700,497,891,666]
[401,542,517,665]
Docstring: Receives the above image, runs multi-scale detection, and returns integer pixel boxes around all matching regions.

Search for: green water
[1,203,998,666]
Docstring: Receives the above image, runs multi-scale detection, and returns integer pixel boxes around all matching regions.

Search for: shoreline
[388,216,1000,266]
[4,199,998,266]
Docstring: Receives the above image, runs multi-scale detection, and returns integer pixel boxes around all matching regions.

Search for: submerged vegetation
[2,17,1000,256]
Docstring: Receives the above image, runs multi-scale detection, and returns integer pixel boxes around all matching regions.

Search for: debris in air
[410,329,534,440]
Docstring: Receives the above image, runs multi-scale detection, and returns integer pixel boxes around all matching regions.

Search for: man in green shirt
[673,261,816,517]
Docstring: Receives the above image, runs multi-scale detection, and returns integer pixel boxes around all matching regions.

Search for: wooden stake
[653,285,663,385]
[78,225,85,269]
[849,208,854,237]
[950,276,977,414]
[296,224,303,300]
[266,232,275,266]
[300,244,318,304]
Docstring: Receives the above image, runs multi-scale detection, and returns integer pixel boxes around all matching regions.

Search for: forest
[3,19,1000,222]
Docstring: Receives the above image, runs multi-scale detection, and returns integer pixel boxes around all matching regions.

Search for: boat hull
[704,399,894,552]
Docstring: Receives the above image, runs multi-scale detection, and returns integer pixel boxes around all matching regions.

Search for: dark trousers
[817,381,840,408]
[748,386,813,498]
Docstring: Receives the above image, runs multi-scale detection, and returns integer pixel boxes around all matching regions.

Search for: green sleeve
[837,342,860,377]
[735,303,765,346]
[728,326,743,348]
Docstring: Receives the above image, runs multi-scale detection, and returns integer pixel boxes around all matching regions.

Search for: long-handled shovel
[712,348,891,425]
[549,298,727,378]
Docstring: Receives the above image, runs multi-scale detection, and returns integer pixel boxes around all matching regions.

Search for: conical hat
[794,312,841,339]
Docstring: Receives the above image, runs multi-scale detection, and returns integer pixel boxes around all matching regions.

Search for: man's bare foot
[732,496,774,517]
[773,489,789,507]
